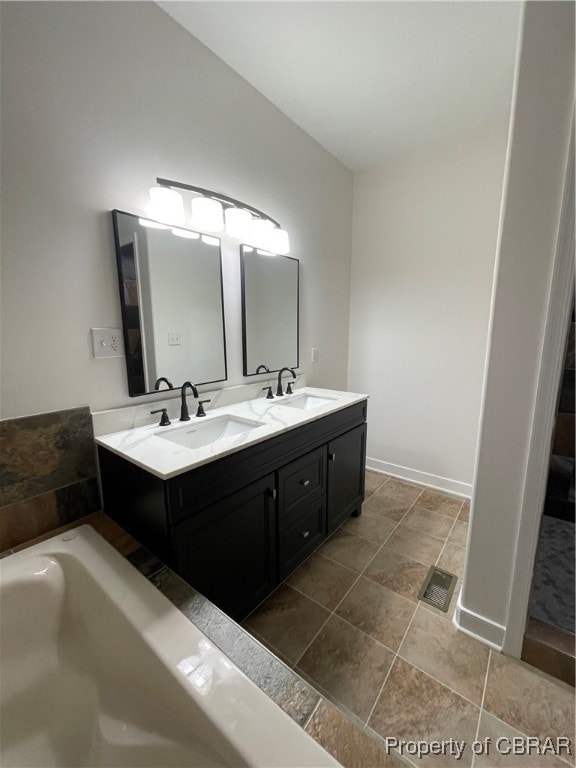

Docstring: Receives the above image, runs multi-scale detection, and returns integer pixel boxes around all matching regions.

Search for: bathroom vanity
[97,388,367,620]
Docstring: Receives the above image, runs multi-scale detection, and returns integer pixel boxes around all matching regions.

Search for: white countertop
[95,387,368,480]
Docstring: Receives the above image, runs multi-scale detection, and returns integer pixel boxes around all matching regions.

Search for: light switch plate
[91,328,124,358]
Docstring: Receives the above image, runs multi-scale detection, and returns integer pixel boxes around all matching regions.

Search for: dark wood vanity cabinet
[174,474,277,619]
[98,400,367,620]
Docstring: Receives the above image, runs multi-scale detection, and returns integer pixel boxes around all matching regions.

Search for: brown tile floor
[243,472,576,767]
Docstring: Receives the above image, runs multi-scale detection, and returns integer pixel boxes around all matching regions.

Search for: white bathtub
[0,526,338,768]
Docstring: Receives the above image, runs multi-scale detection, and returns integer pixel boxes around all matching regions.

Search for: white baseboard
[366,457,472,498]
[453,595,505,651]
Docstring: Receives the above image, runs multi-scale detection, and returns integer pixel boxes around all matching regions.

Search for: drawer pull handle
[269,488,277,500]
[329,452,336,462]
[300,479,311,487]
[301,530,310,539]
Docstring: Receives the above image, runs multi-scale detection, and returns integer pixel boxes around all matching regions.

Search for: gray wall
[0,1,353,417]
[348,127,512,492]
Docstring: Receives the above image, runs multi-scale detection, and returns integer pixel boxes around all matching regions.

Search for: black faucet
[150,408,170,426]
[276,367,296,397]
[154,377,173,391]
[255,364,270,374]
[196,399,211,417]
[180,381,199,421]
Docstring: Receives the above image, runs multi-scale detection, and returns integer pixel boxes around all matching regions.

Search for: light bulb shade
[225,207,252,239]
[267,228,290,255]
[191,196,224,233]
[171,227,200,239]
[148,186,185,226]
[248,218,274,250]
[201,234,220,246]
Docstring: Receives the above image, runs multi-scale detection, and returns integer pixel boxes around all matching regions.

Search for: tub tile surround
[0,406,101,551]
[242,471,575,767]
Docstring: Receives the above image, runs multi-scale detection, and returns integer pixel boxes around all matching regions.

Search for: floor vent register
[418,566,457,612]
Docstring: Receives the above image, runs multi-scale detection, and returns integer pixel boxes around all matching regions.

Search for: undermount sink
[275,393,339,410]
[156,415,265,450]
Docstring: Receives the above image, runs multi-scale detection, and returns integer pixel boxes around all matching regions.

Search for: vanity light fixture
[267,227,290,255]
[224,207,252,240]
[191,196,224,233]
[148,186,186,226]
[201,234,220,246]
[152,177,290,255]
[248,218,274,250]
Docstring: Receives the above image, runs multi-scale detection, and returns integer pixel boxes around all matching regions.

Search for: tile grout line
[277,582,332,615]
[244,625,297,668]
[266,488,421,673]
[260,487,459,656]
[434,498,465,566]
[471,648,492,768]
[291,568,364,668]
[362,659,396,730]
[394,650,485,710]
[364,473,392,496]
[341,522,399,548]
[330,606,405,656]
[296,669,368,728]
[252,481,472,735]
[364,593,423,730]
[302,696,323,731]
[290,496,409,670]
[360,488,426,559]
[249,616,389,739]
[291,549,360,577]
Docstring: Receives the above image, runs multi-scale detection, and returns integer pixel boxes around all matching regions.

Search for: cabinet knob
[329,452,336,462]
[269,488,277,500]
[300,479,311,487]
[301,530,310,539]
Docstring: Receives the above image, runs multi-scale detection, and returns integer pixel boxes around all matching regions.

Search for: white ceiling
[158,1,521,171]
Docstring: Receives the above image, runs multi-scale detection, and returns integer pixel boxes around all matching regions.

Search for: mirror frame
[240,245,300,377]
[111,209,228,396]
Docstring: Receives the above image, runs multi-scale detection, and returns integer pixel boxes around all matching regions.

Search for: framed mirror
[240,245,299,376]
[111,210,227,396]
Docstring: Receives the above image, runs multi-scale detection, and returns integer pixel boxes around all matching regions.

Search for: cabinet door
[327,424,367,534]
[173,474,277,621]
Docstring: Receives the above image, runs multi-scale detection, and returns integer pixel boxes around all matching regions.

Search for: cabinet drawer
[278,496,326,579]
[278,446,326,525]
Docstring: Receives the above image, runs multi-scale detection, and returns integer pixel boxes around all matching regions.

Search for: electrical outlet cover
[91,328,124,358]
